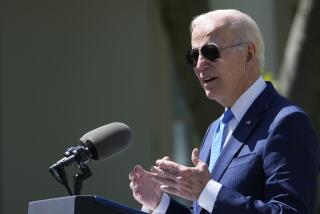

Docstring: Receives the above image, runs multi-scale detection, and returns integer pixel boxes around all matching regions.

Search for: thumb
[191,148,201,166]
[134,165,145,177]
[162,156,171,161]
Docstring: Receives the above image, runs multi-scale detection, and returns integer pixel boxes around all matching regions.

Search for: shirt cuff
[141,205,152,213]
[152,193,170,214]
[141,193,170,214]
[197,179,222,213]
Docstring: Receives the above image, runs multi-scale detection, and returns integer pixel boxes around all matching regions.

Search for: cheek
[224,55,246,74]
[193,69,199,77]
[220,64,245,86]
[193,70,200,81]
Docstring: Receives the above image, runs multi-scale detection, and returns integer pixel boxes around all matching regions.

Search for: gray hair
[190,9,265,68]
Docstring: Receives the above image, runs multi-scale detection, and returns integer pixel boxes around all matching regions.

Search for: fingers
[191,148,207,169]
[134,165,145,176]
[155,156,176,174]
[152,175,176,187]
[159,185,176,194]
[149,156,170,173]
[150,166,156,173]
[129,170,135,181]
[129,165,147,182]
[151,166,178,180]
[129,181,136,190]
[156,159,182,173]
[159,184,193,201]
[162,156,170,161]
[191,148,200,166]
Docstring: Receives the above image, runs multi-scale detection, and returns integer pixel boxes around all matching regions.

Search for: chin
[205,91,226,106]
[205,90,218,100]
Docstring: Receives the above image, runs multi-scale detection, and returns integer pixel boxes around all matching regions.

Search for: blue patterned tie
[208,108,234,172]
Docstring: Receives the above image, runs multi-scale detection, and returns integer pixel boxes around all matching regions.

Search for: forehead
[191,23,235,48]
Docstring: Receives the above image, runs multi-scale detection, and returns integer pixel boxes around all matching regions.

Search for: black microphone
[49,122,131,169]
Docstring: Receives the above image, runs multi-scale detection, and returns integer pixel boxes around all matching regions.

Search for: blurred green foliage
[261,69,279,90]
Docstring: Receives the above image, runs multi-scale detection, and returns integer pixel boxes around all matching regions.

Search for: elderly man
[129,9,319,214]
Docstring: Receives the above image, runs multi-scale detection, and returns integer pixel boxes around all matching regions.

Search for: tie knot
[222,108,234,124]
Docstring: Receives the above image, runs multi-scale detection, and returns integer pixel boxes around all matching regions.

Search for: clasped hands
[129,148,212,211]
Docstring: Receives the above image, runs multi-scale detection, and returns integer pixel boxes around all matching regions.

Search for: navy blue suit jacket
[166,83,319,214]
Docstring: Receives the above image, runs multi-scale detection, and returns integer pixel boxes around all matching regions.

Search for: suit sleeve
[166,198,191,214]
[212,112,319,214]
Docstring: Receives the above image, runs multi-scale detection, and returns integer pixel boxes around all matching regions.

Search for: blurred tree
[277,0,320,211]
[278,0,320,135]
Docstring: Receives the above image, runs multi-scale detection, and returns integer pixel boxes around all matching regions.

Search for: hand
[129,165,163,211]
[152,148,211,201]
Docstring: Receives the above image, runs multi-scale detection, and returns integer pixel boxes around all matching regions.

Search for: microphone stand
[49,165,73,196]
[73,163,92,195]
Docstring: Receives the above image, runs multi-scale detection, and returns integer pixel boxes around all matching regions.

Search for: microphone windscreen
[80,122,131,161]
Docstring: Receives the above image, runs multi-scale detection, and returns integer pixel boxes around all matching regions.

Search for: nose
[195,54,210,70]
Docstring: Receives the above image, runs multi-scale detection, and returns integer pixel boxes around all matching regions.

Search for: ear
[245,42,256,64]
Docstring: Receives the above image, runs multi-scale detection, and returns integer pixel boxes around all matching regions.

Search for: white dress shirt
[146,76,267,213]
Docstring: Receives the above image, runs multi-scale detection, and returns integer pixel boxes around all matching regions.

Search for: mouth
[203,77,218,84]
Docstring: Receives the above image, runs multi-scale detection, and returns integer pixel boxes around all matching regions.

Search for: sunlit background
[1,0,319,213]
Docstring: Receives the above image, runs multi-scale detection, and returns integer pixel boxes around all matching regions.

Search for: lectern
[28,195,147,214]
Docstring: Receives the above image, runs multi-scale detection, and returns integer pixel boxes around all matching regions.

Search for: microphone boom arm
[49,145,93,195]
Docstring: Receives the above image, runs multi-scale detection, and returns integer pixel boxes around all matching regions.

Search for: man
[129,9,319,214]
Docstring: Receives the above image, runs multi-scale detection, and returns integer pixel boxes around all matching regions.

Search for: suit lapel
[199,120,219,164]
[211,83,277,181]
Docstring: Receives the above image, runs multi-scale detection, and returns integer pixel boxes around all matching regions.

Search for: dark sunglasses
[185,42,247,67]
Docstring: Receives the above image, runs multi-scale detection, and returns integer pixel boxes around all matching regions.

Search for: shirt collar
[229,76,267,122]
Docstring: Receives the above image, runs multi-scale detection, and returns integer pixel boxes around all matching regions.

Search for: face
[191,24,254,107]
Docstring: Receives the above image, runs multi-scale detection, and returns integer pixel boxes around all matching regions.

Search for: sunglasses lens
[201,45,219,61]
[186,45,220,67]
